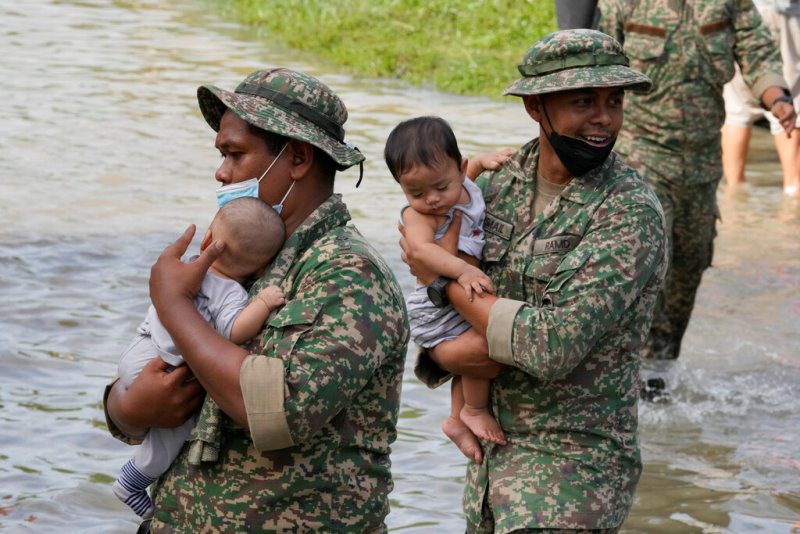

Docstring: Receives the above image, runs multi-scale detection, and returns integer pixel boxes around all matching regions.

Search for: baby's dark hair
[213,197,285,273]
[384,116,463,182]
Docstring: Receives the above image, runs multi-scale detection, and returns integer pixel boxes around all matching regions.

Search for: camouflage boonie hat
[504,29,652,96]
[198,68,364,172]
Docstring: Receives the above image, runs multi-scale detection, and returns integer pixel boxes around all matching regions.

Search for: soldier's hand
[116,357,204,430]
[150,225,224,317]
[772,100,797,137]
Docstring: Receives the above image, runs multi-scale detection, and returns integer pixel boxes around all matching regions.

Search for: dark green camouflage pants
[642,178,719,360]
[469,493,623,533]
[509,529,620,533]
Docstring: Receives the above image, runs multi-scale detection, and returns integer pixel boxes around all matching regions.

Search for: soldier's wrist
[771,94,793,110]
[765,89,792,110]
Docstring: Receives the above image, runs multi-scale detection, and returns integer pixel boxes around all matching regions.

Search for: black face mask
[542,104,616,177]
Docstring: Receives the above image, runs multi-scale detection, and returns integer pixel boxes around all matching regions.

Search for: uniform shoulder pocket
[265,298,325,385]
[267,297,323,329]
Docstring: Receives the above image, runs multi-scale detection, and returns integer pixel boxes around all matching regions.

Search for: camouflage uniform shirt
[110,194,409,532]
[417,140,667,531]
[599,0,786,185]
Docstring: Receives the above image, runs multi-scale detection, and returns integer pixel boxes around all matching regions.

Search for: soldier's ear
[523,95,543,122]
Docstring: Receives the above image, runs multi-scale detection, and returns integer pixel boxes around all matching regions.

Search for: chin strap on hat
[348,144,364,188]
[356,161,364,188]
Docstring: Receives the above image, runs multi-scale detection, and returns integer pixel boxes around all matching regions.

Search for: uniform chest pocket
[481,229,516,299]
[265,297,323,382]
[527,234,583,281]
[524,233,581,305]
[541,247,593,307]
[701,19,735,82]
[525,251,567,306]
[482,229,511,266]
[623,26,666,73]
[526,253,566,284]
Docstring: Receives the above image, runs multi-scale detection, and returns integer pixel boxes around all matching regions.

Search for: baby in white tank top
[385,116,512,463]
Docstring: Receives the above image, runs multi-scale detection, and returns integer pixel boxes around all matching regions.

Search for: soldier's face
[525,87,625,144]
[214,111,292,206]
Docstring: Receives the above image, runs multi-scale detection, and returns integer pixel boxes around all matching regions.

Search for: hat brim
[197,85,364,170]
[502,64,653,96]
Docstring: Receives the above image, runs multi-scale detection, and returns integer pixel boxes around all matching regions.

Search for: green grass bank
[210,0,557,97]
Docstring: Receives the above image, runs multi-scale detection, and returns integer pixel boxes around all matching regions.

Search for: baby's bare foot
[442,416,483,464]
[460,405,506,446]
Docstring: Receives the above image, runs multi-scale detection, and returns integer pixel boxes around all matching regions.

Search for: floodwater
[0,1,798,532]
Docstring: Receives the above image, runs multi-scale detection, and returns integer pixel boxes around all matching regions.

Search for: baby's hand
[456,265,494,301]
[257,285,285,310]
[466,149,515,179]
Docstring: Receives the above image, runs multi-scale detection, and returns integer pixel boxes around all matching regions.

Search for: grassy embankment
[213,0,557,97]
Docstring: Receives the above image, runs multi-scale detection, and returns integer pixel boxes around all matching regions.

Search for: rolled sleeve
[240,354,294,452]
[486,297,524,367]
[413,347,452,389]
[751,73,790,103]
[102,378,145,445]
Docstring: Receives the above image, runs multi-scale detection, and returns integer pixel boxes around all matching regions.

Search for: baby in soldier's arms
[385,116,510,462]
[112,197,285,519]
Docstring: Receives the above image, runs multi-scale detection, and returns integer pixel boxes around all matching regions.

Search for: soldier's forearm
[106,380,148,439]
[447,280,496,335]
[159,297,250,428]
[760,86,791,110]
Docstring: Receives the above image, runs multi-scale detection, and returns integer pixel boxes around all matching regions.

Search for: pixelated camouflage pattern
[503,29,652,96]
[598,0,783,359]
[149,194,409,532]
[505,529,619,534]
[418,140,666,532]
[599,0,786,186]
[640,179,719,360]
[198,68,365,170]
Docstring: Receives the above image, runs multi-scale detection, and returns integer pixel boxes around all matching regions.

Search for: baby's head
[384,116,468,216]
[203,197,285,283]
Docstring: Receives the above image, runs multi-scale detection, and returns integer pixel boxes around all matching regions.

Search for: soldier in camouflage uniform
[598,0,796,367]
[408,30,667,532]
[104,68,409,532]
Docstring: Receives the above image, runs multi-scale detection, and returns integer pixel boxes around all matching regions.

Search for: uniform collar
[558,153,616,205]
[255,194,351,289]
[289,193,351,252]
[505,138,615,200]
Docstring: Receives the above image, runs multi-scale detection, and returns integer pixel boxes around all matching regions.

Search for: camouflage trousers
[508,529,620,534]
[642,178,720,360]
[468,493,623,533]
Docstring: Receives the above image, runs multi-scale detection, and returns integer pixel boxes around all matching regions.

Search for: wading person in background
[104,68,409,532]
[721,0,800,197]
[405,30,667,532]
[555,0,598,30]
[598,0,796,394]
